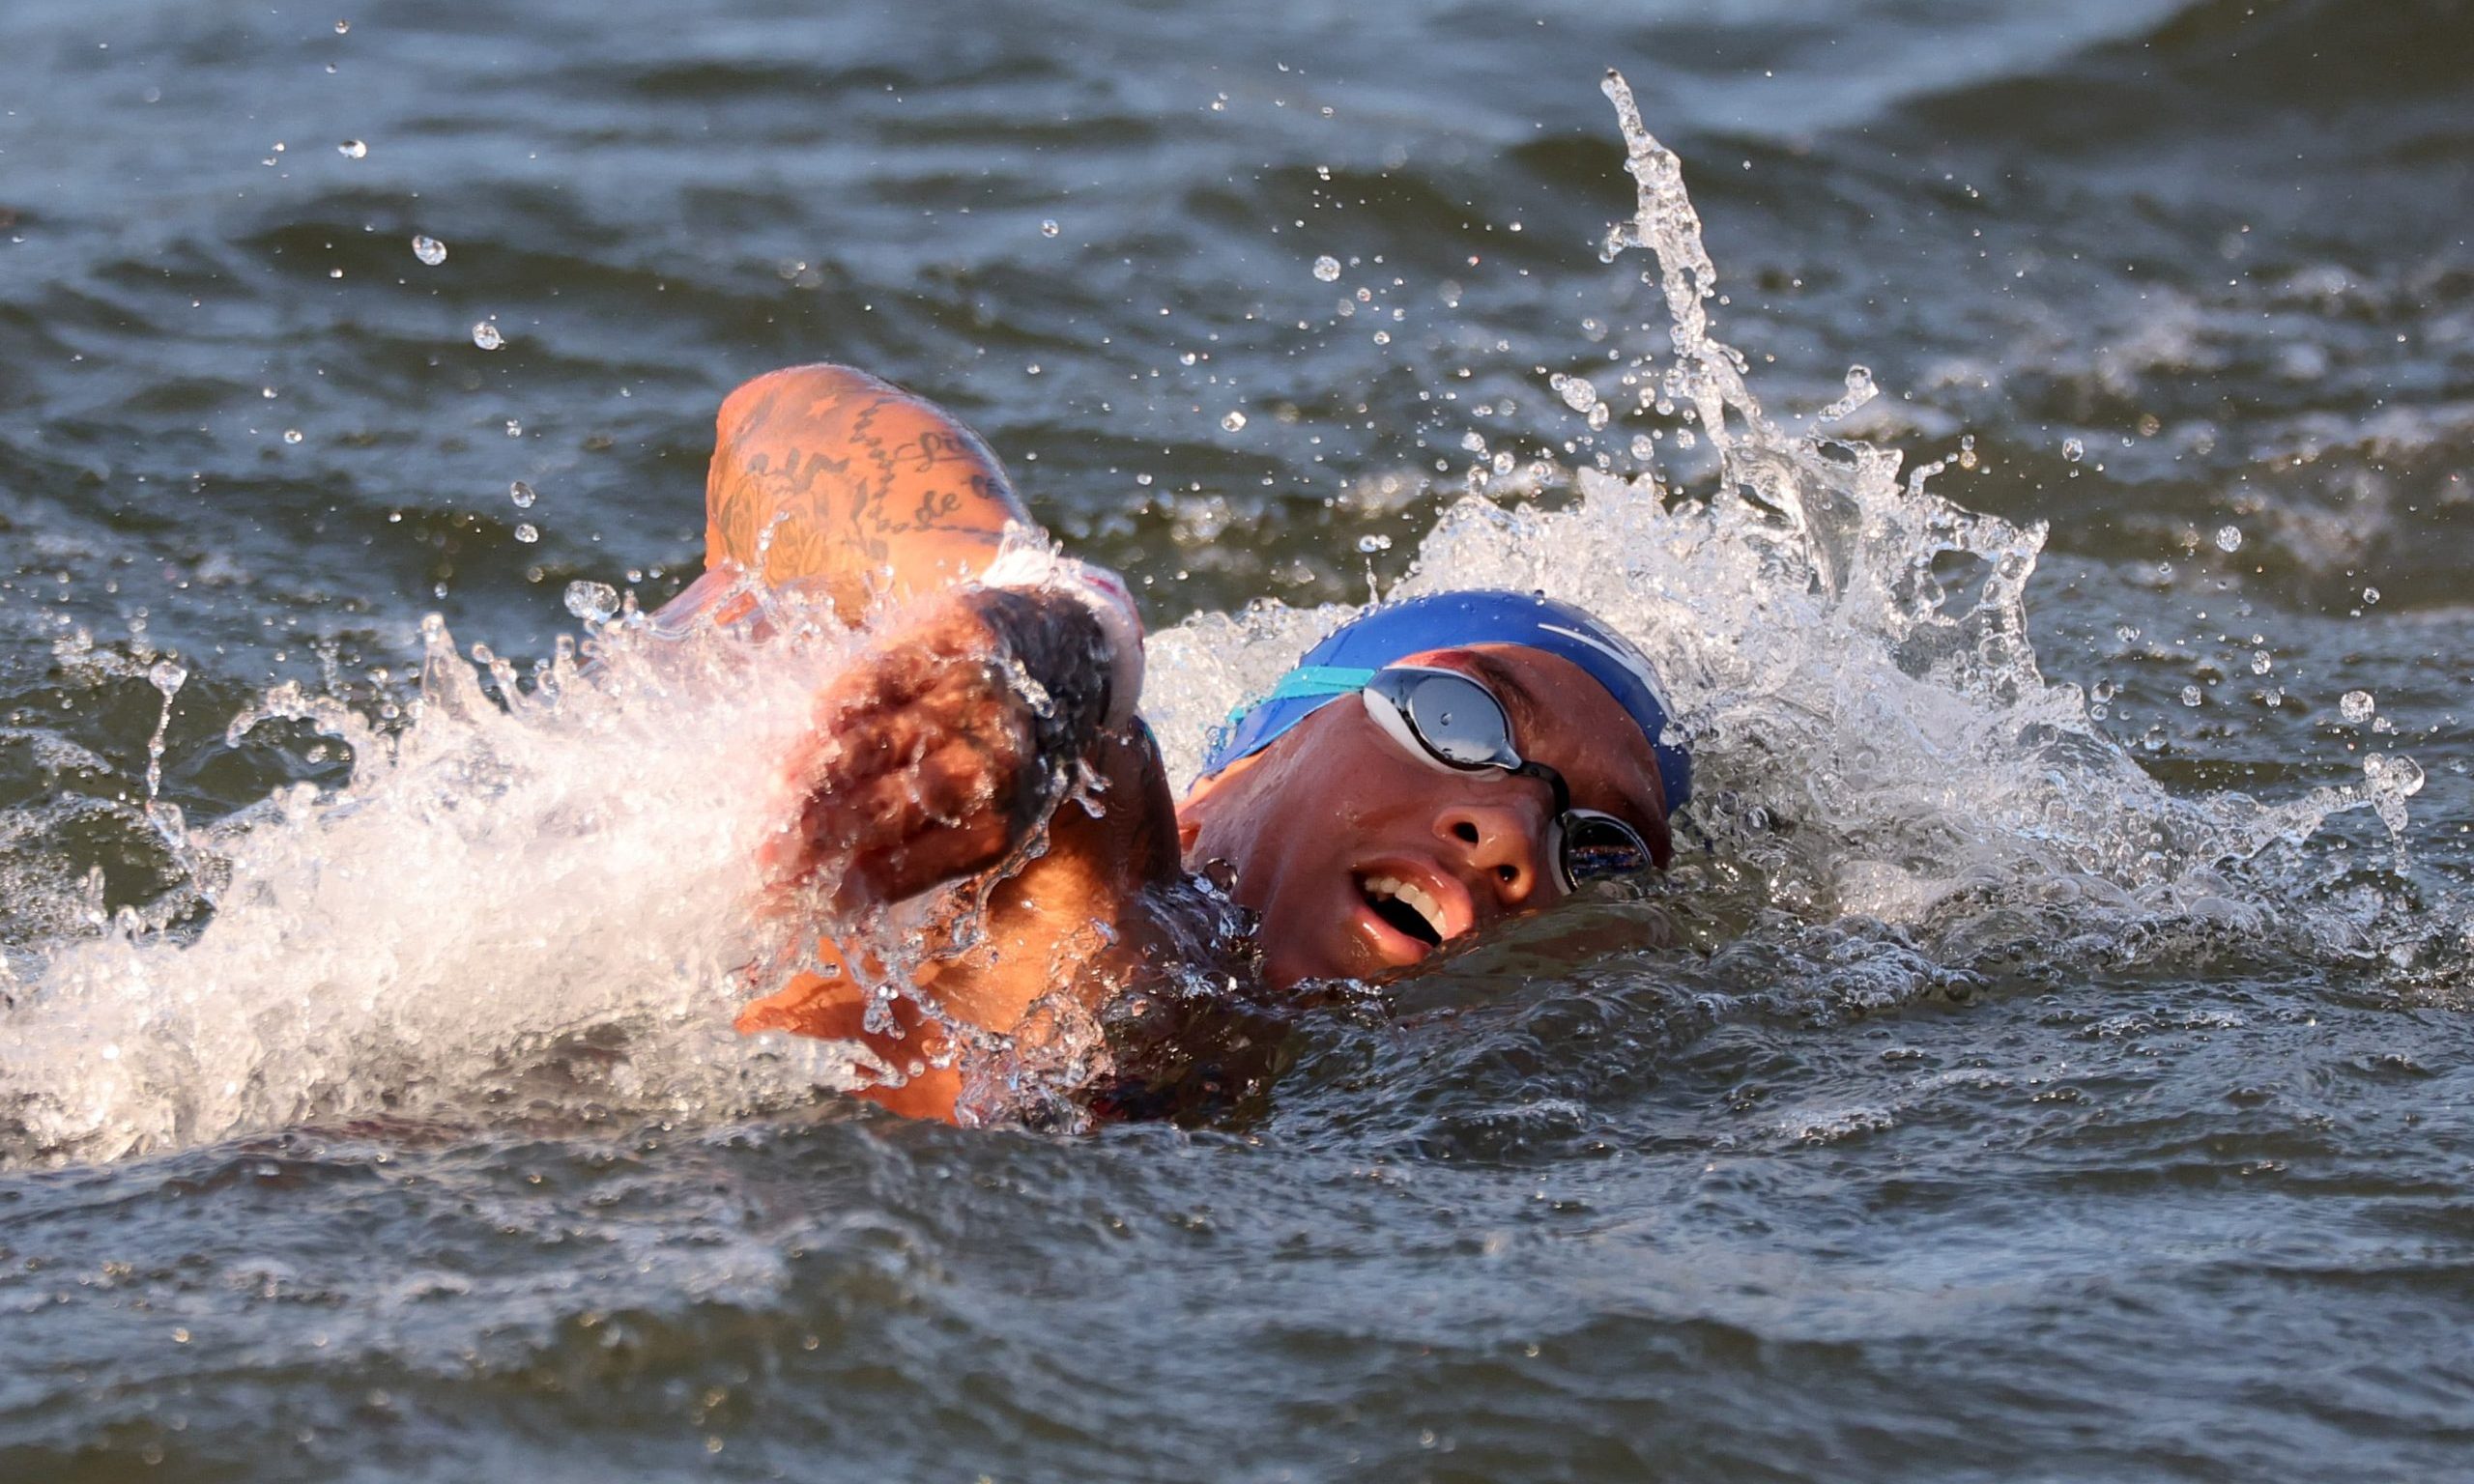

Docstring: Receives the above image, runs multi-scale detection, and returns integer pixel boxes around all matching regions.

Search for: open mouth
[1359,871,1449,949]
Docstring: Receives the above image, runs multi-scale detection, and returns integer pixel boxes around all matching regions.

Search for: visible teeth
[1364,874,1448,940]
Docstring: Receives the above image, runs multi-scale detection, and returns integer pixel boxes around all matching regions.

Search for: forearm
[744,724,1192,1126]
[775,580,1139,918]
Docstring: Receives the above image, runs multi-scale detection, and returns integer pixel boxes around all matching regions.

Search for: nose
[1434,794,1552,911]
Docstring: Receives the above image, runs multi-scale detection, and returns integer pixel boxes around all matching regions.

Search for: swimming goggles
[1359,666,1654,891]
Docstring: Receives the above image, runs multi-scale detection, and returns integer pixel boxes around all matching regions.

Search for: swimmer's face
[1177,644,1672,990]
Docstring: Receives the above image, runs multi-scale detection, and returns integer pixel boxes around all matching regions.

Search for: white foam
[2,608,876,1164]
[1142,71,2410,942]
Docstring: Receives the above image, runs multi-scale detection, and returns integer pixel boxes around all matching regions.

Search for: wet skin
[689,362,1671,1121]
[1179,644,1672,990]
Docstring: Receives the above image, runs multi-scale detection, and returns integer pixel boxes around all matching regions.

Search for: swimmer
[671,364,1687,1123]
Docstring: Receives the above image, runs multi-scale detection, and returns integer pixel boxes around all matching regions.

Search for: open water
[1,0,2470,1478]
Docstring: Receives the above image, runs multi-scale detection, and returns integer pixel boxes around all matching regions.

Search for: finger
[842,812,1018,911]
[833,728,1021,857]
[800,728,1038,908]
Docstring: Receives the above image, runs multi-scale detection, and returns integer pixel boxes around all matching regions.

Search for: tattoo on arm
[707,376,1022,588]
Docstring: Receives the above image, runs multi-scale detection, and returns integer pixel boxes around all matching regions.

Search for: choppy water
[3,0,2471,1477]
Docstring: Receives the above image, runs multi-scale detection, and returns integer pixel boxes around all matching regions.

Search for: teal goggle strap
[1205,666,1381,773]
[1259,665,1377,704]
[1223,664,1379,727]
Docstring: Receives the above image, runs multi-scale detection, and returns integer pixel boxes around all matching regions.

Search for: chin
[1255,900,1356,991]
[1260,935,1335,992]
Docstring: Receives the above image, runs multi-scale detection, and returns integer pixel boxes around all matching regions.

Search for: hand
[771,588,1108,917]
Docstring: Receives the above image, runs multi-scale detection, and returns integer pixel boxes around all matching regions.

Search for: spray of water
[0,73,2427,1164]
[1145,71,2419,956]
[0,608,877,1165]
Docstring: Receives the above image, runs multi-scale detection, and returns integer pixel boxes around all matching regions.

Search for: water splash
[141,659,186,815]
[1145,71,2415,963]
[0,72,2428,1164]
[0,609,876,1165]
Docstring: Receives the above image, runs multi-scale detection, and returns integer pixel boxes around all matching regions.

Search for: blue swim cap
[1199,590,1690,812]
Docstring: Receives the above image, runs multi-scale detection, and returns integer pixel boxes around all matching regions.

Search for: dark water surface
[3,0,2472,1478]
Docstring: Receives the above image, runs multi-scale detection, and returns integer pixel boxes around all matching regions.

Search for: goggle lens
[1364,667,1654,891]
[1558,810,1652,887]
[1392,670,1519,770]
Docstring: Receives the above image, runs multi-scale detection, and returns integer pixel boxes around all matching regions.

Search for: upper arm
[702,363,1034,623]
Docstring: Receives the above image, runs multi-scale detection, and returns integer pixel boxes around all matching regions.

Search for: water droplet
[1628,434,1655,460]
[334,17,351,33]
[1372,330,1391,345]
[411,234,446,266]
[2367,753,2426,798]
[504,419,522,438]
[281,429,303,444]
[1135,472,1153,487]
[1356,533,1393,554]
[1312,255,1341,282]
[337,139,367,159]
[508,480,535,508]
[1039,218,1060,238]
[513,524,538,544]
[2361,585,2381,605]
[2060,437,2085,463]
[2180,684,2203,707]
[1818,364,1875,421]
[1956,433,1978,471]
[2341,690,2375,724]
[2091,680,2116,703]
[471,321,503,350]
[1221,411,1248,432]
[563,580,619,623]
[1553,374,1599,414]
[2214,525,2243,553]
[2251,649,2273,674]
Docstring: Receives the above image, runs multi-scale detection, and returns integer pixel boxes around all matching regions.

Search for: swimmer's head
[1176,592,1687,990]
